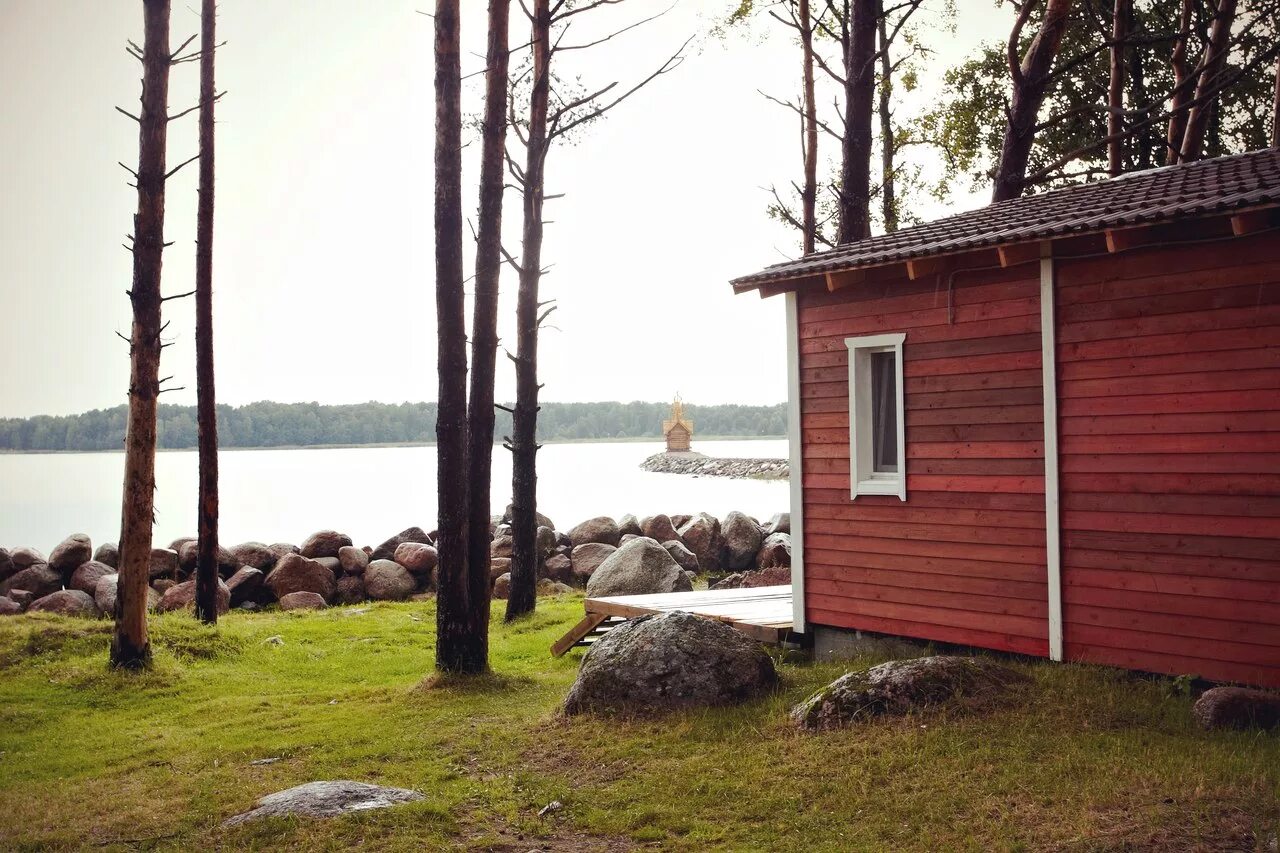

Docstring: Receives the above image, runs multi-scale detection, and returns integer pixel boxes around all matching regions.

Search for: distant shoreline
[0,435,787,456]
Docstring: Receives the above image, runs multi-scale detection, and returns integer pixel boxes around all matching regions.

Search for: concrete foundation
[812,624,927,662]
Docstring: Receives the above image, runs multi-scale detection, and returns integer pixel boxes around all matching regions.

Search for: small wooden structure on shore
[662,396,694,452]
[551,585,794,656]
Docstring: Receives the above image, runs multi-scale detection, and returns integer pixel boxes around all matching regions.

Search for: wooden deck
[551,585,794,656]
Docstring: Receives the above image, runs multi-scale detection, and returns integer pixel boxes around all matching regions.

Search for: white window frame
[845,333,907,501]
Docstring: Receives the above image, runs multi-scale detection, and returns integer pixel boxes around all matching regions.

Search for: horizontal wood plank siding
[797,267,1049,656]
[1056,232,1280,687]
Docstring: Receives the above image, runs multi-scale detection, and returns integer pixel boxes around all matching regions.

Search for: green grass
[0,600,1275,851]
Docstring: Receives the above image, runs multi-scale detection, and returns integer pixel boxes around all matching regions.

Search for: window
[845,333,906,500]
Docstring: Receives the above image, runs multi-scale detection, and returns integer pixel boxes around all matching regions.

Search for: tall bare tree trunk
[507,0,550,621]
[113,0,171,669]
[434,0,484,673]
[1165,0,1194,164]
[194,0,220,625]
[1179,0,1237,162]
[876,8,897,233]
[799,0,818,254]
[1128,30,1151,170]
[838,0,876,242]
[466,0,510,639]
[992,0,1073,201]
[1108,0,1129,176]
[1273,54,1279,148]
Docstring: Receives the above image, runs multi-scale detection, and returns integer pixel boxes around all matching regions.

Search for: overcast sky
[0,1,1005,419]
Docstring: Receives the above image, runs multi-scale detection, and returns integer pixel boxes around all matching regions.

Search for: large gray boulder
[300,530,352,559]
[10,547,47,571]
[93,574,161,614]
[569,516,622,548]
[226,567,265,606]
[176,540,237,575]
[334,574,366,605]
[149,547,180,580]
[661,540,699,574]
[157,578,231,614]
[93,542,120,569]
[1192,687,1280,730]
[639,514,679,543]
[563,611,777,715]
[1,564,63,599]
[223,781,423,826]
[69,560,115,596]
[0,547,13,581]
[337,546,369,575]
[791,656,1029,730]
[393,542,438,576]
[569,543,616,586]
[617,514,642,538]
[266,553,336,602]
[721,512,763,571]
[756,533,792,569]
[28,589,99,618]
[677,514,724,574]
[230,542,277,571]
[48,534,92,577]
[536,526,559,559]
[502,504,555,532]
[761,512,790,536]
[585,538,693,598]
[371,526,431,562]
[0,596,22,616]
[364,560,415,601]
[279,591,327,611]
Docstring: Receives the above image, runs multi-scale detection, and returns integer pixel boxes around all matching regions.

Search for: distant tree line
[0,401,786,452]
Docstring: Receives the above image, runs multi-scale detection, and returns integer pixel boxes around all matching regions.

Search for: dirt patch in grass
[1072,793,1278,852]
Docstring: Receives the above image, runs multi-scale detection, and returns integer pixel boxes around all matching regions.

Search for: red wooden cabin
[732,149,1280,688]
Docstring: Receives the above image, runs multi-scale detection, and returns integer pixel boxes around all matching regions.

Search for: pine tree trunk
[1179,0,1237,162]
[1128,32,1151,170]
[876,9,897,233]
[194,0,220,625]
[466,0,510,640]
[112,0,171,669]
[1272,54,1279,148]
[1107,0,1129,176]
[799,0,818,254]
[507,0,550,621]
[1164,0,1193,165]
[433,0,483,673]
[838,0,876,243]
[992,0,1073,202]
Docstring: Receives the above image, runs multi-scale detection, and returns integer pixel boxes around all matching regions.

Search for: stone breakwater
[640,453,789,480]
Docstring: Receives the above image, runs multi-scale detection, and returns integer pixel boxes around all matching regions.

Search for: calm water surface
[0,440,789,552]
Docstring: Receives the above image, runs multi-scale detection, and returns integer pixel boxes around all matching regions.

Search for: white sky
[0,0,1004,419]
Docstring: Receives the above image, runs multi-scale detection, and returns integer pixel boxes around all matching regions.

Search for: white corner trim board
[785,291,806,633]
[844,333,907,502]
[1040,243,1064,662]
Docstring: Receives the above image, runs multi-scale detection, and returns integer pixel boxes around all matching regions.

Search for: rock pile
[641,453,789,480]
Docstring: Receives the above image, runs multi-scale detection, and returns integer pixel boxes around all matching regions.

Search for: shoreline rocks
[640,453,788,480]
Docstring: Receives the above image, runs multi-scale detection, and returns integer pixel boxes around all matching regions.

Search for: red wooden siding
[1055,233,1280,687]
[797,268,1050,657]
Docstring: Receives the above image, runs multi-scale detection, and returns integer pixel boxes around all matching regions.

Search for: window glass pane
[871,351,898,472]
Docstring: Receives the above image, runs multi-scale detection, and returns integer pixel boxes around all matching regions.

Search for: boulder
[541,553,573,584]
[536,526,558,559]
[10,547,47,570]
[569,516,622,548]
[756,533,792,569]
[639,514,679,543]
[661,540,699,574]
[279,591,327,611]
[1192,687,1280,730]
[489,557,511,581]
[226,567,265,607]
[538,579,575,597]
[230,542,277,571]
[710,573,745,591]
[300,530,352,559]
[491,535,513,558]
[394,542,438,575]
[742,566,791,588]
[334,574,366,605]
[620,534,640,545]
[761,512,790,536]
[1,564,63,599]
[677,514,724,574]
[0,596,22,616]
[0,547,12,580]
[95,575,160,614]
[721,512,763,571]
[69,560,115,596]
[268,542,300,561]
[314,557,342,577]
[585,538,693,598]
[563,611,777,715]
[791,656,1029,730]
[492,572,511,599]
[149,548,180,580]
[569,543,616,586]
[371,526,431,562]
[502,503,556,532]
[168,536,196,552]
[7,589,35,609]
[223,780,423,827]
[48,534,93,577]
[152,578,178,595]
[93,542,120,569]
[176,540,237,575]
[266,553,336,602]
[618,514,642,537]
[158,579,231,614]
[363,560,415,601]
[670,514,693,530]
[29,589,99,617]
[337,546,369,575]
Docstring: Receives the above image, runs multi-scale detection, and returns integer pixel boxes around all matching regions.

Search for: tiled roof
[731,147,1280,289]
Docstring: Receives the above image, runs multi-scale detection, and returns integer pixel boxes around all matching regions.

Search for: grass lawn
[0,597,1275,851]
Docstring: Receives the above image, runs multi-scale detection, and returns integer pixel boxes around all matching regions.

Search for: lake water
[0,439,789,553]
